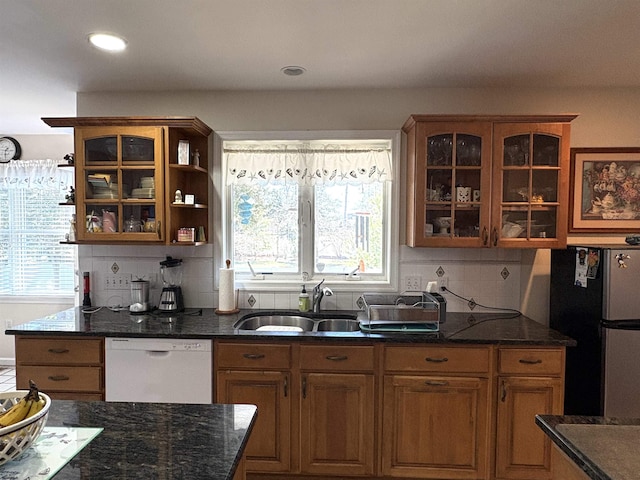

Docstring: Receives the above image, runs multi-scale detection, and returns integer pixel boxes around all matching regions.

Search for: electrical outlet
[438,276,449,291]
[404,275,422,291]
[105,274,131,290]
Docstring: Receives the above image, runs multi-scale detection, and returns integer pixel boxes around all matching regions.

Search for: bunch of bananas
[0,380,47,428]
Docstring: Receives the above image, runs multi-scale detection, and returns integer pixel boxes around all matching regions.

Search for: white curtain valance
[0,159,74,190]
[224,141,393,186]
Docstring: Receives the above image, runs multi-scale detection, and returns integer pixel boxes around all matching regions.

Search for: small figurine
[174,189,183,204]
[616,253,630,268]
[68,214,77,242]
[64,153,74,165]
[192,149,200,166]
[65,186,75,204]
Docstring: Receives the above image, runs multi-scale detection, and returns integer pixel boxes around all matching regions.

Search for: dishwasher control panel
[107,338,212,352]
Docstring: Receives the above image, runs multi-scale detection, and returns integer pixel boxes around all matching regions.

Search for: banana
[26,397,45,418]
[0,379,47,427]
[0,398,33,427]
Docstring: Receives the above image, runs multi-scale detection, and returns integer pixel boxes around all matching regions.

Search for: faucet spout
[312,280,333,312]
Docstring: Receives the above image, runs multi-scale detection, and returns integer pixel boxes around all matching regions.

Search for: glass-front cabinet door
[75,127,164,242]
[492,122,571,248]
[409,122,492,247]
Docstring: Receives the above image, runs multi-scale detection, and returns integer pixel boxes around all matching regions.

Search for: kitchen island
[536,415,640,480]
[7,400,257,479]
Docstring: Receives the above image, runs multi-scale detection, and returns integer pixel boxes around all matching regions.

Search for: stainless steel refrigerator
[550,245,640,417]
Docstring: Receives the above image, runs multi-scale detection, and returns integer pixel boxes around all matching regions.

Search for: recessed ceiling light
[281,66,306,76]
[88,32,127,52]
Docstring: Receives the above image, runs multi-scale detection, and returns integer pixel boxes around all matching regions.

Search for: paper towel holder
[215,259,240,315]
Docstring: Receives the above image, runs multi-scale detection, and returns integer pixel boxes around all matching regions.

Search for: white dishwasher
[105,338,212,404]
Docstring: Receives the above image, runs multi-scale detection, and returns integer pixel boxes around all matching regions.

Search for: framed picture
[177,140,190,165]
[570,147,640,232]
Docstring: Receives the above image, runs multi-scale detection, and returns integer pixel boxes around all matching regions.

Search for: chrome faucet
[312,279,333,313]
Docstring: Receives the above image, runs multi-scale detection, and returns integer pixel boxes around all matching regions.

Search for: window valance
[224,140,392,185]
[0,159,73,190]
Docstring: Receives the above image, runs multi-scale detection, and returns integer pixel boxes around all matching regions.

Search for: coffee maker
[159,256,184,312]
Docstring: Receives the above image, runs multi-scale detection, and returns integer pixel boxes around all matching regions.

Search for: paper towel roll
[219,267,236,312]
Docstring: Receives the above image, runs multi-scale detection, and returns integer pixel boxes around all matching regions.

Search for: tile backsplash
[78,245,522,313]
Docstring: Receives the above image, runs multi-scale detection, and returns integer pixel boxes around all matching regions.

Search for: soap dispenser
[298,285,310,312]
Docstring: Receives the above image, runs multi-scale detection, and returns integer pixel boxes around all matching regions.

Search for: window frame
[215,130,400,293]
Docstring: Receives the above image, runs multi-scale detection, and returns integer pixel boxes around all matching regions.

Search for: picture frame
[177,140,190,165]
[569,147,640,233]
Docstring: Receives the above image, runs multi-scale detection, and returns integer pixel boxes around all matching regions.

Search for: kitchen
[3,1,640,479]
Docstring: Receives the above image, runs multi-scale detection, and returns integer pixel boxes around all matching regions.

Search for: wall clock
[0,136,21,162]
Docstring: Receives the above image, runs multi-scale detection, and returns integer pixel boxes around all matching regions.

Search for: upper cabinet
[43,116,212,245]
[403,115,577,248]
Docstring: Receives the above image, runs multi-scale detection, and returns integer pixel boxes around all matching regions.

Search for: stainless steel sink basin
[234,312,359,333]
[315,319,360,332]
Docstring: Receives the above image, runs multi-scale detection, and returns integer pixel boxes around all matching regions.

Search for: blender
[158,256,184,312]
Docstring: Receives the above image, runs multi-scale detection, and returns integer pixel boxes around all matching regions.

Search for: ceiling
[3,0,640,134]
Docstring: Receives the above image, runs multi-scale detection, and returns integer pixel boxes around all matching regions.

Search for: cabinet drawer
[384,346,490,373]
[16,337,103,365]
[300,345,374,371]
[17,366,103,392]
[498,348,564,375]
[217,342,291,369]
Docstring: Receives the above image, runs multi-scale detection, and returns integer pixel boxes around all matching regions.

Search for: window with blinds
[0,186,75,297]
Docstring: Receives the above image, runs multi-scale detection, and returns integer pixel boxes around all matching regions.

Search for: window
[0,159,75,297]
[222,132,398,286]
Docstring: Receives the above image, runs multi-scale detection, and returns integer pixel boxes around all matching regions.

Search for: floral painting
[570,148,640,232]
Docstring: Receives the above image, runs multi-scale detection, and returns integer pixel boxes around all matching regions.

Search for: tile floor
[0,368,16,392]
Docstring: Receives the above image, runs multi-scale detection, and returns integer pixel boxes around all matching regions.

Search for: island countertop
[27,400,256,479]
[6,307,575,345]
[536,415,640,480]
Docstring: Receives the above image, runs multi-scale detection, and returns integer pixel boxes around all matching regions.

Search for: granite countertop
[30,400,256,479]
[536,415,640,480]
[6,307,575,346]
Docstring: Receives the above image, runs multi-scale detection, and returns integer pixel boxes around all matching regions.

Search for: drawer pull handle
[326,355,348,361]
[48,348,70,354]
[425,380,449,386]
[242,353,266,360]
[48,375,70,382]
[519,358,542,364]
[425,357,448,363]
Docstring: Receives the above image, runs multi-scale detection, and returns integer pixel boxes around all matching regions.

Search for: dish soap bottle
[298,285,310,312]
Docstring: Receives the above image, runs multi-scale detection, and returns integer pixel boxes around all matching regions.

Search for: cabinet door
[495,376,564,480]
[382,374,490,479]
[216,370,291,473]
[492,122,571,248]
[300,372,375,476]
[407,121,492,247]
[75,126,165,242]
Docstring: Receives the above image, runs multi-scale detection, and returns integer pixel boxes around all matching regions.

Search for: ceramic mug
[456,186,471,203]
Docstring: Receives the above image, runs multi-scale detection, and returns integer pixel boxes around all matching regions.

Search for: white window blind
[0,159,75,296]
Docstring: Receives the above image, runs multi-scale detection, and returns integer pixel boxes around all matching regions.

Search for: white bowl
[0,391,51,465]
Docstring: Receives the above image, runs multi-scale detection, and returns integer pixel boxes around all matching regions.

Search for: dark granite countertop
[37,400,256,479]
[6,307,575,346]
[536,415,640,480]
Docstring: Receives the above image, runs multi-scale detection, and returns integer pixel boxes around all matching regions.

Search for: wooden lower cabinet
[216,342,292,473]
[299,344,376,476]
[382,345,492,479]
[495,348,565,480]
[15,336,104,400]
[550,445,589,480]
[216,342,566,480]
[382,374,490,479]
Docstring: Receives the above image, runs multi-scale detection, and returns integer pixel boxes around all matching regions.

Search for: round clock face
[0,137,21,162]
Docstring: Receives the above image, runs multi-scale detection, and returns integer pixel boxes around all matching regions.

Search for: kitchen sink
[234,312,360,333]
